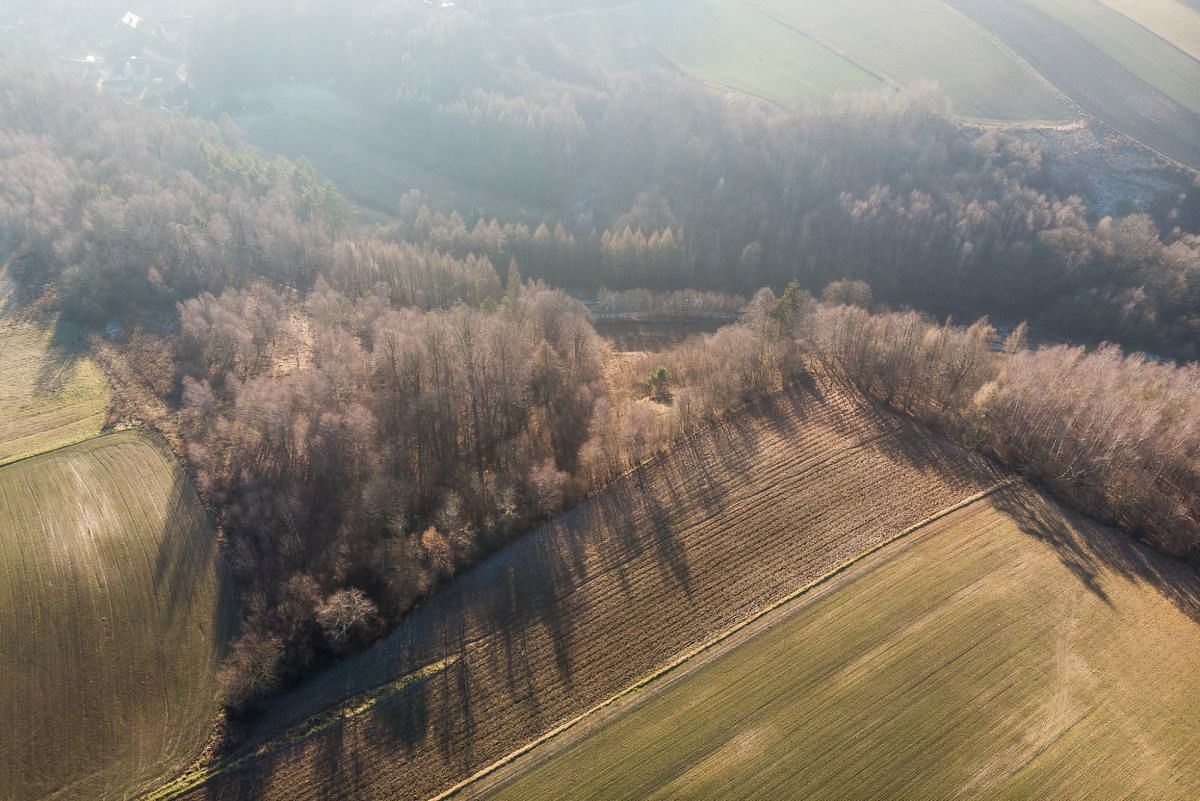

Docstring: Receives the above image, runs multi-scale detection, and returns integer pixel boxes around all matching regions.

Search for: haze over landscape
[1,1,1199,799]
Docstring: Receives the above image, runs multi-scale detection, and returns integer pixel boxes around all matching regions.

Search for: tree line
[190,0,1200,359]
[3,55,1199,722]
[801,303,1200,565]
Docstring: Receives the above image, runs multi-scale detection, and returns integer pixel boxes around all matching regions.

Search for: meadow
[162,384,1001,801]
[475,488,1200,800]
[0,431,234,801]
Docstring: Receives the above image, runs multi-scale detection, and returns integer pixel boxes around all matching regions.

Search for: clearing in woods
[161,383,1002,801]
[0,431,235,801]
[0,319,110,466]
[473,488,1200,801]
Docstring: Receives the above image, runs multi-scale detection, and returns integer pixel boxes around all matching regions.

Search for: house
[121,11,143,30]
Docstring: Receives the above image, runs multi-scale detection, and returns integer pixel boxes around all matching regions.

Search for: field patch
[747,0,1070,121]
[476,488,1200,800]
[0,319,110,466]
[572,0,881,106]
[1029,0,1200,114]
[951,0,1200,168]
[166,384,1001,801]
[1102,0,1200,60]
[0,432,234,801]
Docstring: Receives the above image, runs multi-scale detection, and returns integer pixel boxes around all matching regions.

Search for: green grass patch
[0,432,234,801]
[1031,0,1200,114]
[748,0,1071,121]
[603,0,881,106]
[0,318,111,466]
[480,491,1200,800]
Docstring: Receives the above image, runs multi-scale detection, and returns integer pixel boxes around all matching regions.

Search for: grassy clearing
[1103,0,1200,60]
[1030,0,1200,114]
[0,431,234,801]
[593,317,728,352]
[168,385,1001,801]
[479,488,1200,800]
[748,0,1071,121]
[0,319,110,466]
[599,0,880,106]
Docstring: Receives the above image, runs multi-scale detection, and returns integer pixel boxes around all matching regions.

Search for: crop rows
[479,491,1200,800]
[1,432,233,801]
[173,384,999,801]
[0,320,110,466]
[950,0,1200,168]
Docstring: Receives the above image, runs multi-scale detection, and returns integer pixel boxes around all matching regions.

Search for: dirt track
[169,382,1000,801]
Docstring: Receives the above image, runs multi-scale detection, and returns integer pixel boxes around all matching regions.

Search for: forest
[1,34,1199,722]
[187,0,1200,359]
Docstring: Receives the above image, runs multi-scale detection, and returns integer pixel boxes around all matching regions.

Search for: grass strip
[429,478,1017,801]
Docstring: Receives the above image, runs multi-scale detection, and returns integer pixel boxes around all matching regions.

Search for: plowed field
[164,383,1001,801]
[0,432,234,801]
[474,488,1200,800]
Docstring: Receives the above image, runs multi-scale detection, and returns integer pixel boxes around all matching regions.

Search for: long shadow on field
[223,384,821,795]
[997,489,1200,624]
[874,414,999,485]
[360,385,782,760]
[193,749,277,801]
[153,447,238,662]
[34,317,94,397]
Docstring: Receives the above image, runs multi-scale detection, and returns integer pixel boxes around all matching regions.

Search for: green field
[1103,0,1200,60]
[579,0,1071,120]
[602,0,880,106]
[0,319,110,466]
[477,490,1200,800]
[749,0,1071,120]
[0,432,234,801]
[1030,0,1200,114]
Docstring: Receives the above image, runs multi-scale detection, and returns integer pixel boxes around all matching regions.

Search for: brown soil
[168,381,1001,801]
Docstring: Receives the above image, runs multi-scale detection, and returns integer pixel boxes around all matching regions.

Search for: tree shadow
[995,487,1200,624]
[206,383,873,799]
[149,437,238,663]
[33,316,95,397]
[190,748,277,801]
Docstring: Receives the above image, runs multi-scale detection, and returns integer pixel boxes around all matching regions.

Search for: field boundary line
[428,477,1019,801]
[946,0,1199,173]
[145,656,461,800]
[745,2,889,86]
[0,429,127,472]
[945,3,1076,107]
